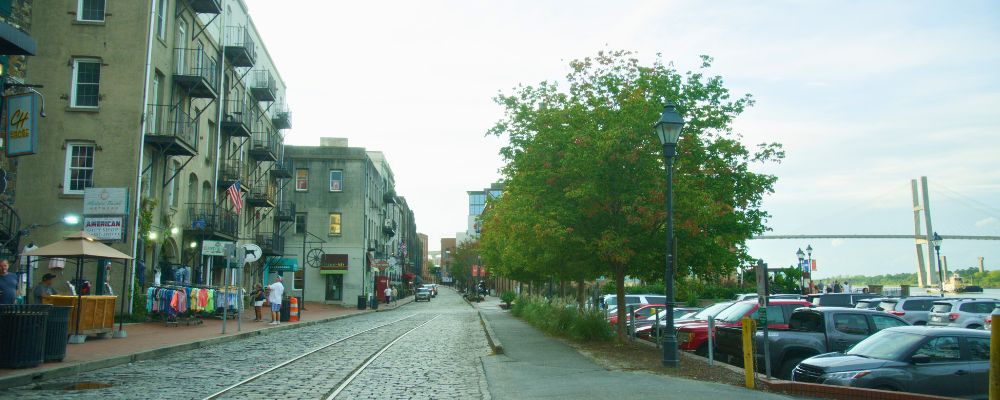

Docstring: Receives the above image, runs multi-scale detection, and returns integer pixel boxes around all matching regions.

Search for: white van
[601,293,666,314]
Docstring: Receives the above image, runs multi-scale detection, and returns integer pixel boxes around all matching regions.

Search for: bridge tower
[911,176,938,288]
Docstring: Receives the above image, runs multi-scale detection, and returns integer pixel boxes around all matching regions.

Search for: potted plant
[500,291,516,310]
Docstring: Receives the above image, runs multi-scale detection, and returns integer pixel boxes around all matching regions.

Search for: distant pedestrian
[268,277,284,325]
[0,260,18,305]
[250,283,265,322]
[833,281,843,293]
[391,286,398,306]
[32,273,58,304]
[844,282,852,293]
[383,286,392,304]
[816,281,825,293]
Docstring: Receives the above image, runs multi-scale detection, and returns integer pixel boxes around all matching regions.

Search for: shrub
[500,291,517,306]
[510,295,613,342]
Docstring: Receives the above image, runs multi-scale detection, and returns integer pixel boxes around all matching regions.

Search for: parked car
[877,296,940,325]
[415,288,432,302]
[601,293,667,315]
[927,298,997,329]
[630,306,701,332]
[806,293,881,307]
[608,304,665,327]
[733,293,802,301]
[753,307,909,379]
[638,301,735,340]
[421,284,438,297]
[853,297,888,310]
[792,326,990,399]
[676,299,811,356]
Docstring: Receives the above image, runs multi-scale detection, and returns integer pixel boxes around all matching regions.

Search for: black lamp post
[796,248,805,294]
[932,232,943,296]
[654,102,685,367]
[806,244,813,292]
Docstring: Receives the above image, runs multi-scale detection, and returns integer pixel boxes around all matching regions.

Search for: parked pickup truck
[751,307,909,379]
[676,299,811,356]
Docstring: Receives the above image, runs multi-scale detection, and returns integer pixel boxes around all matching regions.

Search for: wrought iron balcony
[269,161,293,179]
[173,48,219,99]
[185,203,238,240]
[272,104,291,129]
[383,190,397,204]
[249,131,279,162]
[187,0,221,14]
[221,98,253,137]
[250,70,276,102]
[247,181,276,208]
[256,231,284,256]
[276,201,295,222]
[382,219,396,237]
[224,26,256,68]
[0,202,20,258]
[217,161,246,190]
[145,104,198,156]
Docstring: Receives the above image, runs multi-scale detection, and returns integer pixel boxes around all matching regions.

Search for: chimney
[980,257,986,273]
[320,137,348,147]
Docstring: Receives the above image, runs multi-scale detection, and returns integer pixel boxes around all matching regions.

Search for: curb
[477,310,504,354]
[0,309,377,390]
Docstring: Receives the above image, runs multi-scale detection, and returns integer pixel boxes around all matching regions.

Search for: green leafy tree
[480,50,783,339]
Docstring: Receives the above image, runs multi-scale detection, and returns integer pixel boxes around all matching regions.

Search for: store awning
[320,269,347,275]
[0,22,36,55]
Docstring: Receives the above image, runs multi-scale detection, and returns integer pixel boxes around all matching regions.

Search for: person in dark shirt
[32,273,58,304]
[0,260,19,304]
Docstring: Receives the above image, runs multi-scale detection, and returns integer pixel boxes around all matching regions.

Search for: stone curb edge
[0,309,378,390]
[477,310,504,355]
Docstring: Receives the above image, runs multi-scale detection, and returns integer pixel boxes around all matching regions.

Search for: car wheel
[778,357,806,380]
[968,324,983,330]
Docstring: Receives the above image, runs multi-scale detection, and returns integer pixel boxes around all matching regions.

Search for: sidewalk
[0,297,412,389]
[473,296,795,400]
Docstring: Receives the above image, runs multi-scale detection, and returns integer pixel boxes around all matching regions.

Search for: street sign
[755,261,769,297]
[757,307,768,327]
[243,244,262,263]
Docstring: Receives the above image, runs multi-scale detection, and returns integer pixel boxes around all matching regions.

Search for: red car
[608,304,665,326]
[676,299,811,356]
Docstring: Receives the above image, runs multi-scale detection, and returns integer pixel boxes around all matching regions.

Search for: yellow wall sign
[5,92,39,157]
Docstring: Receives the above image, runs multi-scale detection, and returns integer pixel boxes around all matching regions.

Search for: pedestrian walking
[383,286,392,304]
[267,277,284,325]
[391,286,398,306]
[843,281,852,293]
[32,273,58,304]
[0,260,18,304]
[250,283,265,322]
[833,281,842,293]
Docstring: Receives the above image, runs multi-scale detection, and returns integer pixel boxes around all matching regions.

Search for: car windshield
[715,302,755,323]
[847,330,926,360]
[879,301,899,311]
[691,302,734,319]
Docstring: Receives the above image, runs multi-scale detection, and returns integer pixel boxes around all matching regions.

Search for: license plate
[931,315,944,322]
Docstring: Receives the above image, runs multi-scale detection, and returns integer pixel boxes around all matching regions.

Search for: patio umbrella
[25,231,132,342]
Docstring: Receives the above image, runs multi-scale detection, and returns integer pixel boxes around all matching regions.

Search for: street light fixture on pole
[806,245,813,292]
[796,248,805,294]
[932,232,943,297]
[654,101,685,368]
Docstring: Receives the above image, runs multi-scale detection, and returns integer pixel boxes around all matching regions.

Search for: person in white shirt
[383,286,392,304]
[267,277,284,325]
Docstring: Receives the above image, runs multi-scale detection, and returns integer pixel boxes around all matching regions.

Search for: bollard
[707,315,715,366]
[992,309,999,400]
[628,304,636,341]
[742,317,756,390]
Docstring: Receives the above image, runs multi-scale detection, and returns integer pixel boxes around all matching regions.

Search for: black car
[792,326,990,399]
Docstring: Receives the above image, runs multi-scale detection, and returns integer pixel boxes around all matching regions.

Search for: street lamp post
[796,248,805,294]
[932,232,943,297]
[654,102,685,368]
[806,245,813,293]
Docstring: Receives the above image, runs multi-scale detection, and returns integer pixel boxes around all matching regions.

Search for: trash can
[0,305,51,368]
[44,306,72,362]
[280,299,290,322]
[357,295,367,310]
[370,296,378,310]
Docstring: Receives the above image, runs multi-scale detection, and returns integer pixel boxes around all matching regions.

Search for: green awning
[320,269,347,275]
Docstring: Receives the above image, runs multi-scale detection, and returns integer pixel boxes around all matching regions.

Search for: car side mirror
[911,354,931,364]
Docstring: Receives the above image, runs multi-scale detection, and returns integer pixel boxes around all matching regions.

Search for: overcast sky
[243,0,1000,277]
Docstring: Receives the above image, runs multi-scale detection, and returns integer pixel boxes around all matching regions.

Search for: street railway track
[203,313,441,400]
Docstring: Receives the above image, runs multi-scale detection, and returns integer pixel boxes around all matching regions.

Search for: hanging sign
[84,188,130,215]
[202,240,232,256]
[4,92,39,157]
[243,244,262,263]
[83,216,125,241]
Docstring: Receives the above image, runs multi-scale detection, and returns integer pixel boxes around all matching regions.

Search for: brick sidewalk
[0,297,412,388]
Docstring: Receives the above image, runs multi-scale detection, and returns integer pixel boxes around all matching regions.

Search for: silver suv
[927,298,997,329]
[878,297,938,325]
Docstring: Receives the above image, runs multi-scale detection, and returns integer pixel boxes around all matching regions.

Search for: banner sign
[83,216,125,241]
[84,188,130,215]
[4,92,39,157]
[811,259,817,271]
[202,240,233,256]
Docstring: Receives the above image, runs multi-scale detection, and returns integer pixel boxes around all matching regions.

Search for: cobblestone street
[0,289,491,400]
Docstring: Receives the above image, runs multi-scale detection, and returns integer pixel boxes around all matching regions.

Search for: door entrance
[325,274,343,301]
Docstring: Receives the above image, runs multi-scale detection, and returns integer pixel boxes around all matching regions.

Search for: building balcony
[272,104,291,129]
[224,26,256,68]
[217,161,246,190]
[0,202,19,257]
[187,0,221,14]
[185,203,238,240]
[383,190,397,204]
[256,231,284,256]
[173,48,219,99]
[269,161,292,179]
[247,182,276,208]
[276,201,295,222]
[249,70,276,102]
[144,104,198,156]
[221,98,253,137]
[249,131,279,162]
[382,219,396,237]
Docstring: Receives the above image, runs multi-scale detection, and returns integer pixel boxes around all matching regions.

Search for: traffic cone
[289,297,299,322]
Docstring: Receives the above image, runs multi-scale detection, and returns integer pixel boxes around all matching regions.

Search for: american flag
[227,180,243,214]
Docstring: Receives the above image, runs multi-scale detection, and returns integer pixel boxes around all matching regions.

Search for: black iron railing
[145,104,198,150]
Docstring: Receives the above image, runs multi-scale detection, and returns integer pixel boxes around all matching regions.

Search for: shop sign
[268,257,298,272]
[4,92,39,157]
[320,254,348,272]
[202,240,233,256]
[84,188,129,215]
[83,216,125,241]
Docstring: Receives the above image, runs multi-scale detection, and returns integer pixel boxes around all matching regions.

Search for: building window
[77,0,105,22]
[293,269,304,291]
[329,213,341,236]
[469,193,486,215]
[71,59,101,108]
[295,213,307,234]
[167,161,180,207]
[295,169,308,191]
[156,0,167,40]
[64,143,95,194]
[329,170,343,192]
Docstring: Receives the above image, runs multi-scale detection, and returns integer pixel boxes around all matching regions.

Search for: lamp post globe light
[932,232,943,296]
[654,102,684,368]
[796,248,805,294]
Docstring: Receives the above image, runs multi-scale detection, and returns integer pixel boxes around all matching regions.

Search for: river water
[905,286,1000,299]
